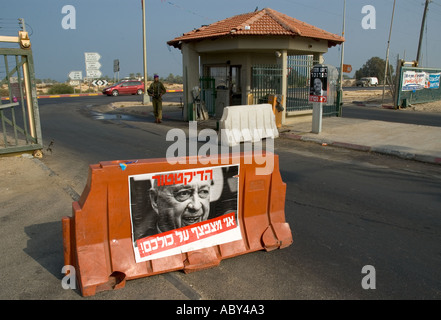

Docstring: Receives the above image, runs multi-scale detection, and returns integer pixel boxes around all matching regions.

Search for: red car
[102,80,144,96]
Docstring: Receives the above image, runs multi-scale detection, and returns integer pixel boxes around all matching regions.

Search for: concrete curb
[280,132,441,166]
[1,93,102,100]
[352,101,396,109]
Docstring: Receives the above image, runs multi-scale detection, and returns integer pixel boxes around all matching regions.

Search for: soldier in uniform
[147,74,167,123]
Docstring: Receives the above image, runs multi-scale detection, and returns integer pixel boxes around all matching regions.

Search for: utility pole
[142,0,150,105]
[382,0,396,105]
[416,0,431,66]
[337,0,346,117]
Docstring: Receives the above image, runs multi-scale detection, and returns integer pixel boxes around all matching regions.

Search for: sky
[1,0,441,82]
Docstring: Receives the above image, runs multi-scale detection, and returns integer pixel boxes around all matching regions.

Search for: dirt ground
[342,89,441,113]
[92,100,183,118]
[342,89,393,104]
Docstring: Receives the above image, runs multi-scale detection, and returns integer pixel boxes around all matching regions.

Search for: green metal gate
[199,77,216,117]
[251,56,340,117]
[286,55,316,112]
[286,55,339,116]
[0,47,43,154]
[251,64,283,104]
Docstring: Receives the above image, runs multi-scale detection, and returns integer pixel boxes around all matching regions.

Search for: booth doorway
[204,64,242,107]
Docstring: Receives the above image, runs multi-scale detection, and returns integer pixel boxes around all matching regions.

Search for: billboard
[128,165,241,262]
[402,71,441,91]
[402,71,427,91]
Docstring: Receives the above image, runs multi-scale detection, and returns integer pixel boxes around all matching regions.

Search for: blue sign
[428,73,440,89]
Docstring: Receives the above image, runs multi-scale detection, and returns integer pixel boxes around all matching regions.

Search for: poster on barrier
[425,73,440,89]
[402,71,426,91]
[128,164,241,262]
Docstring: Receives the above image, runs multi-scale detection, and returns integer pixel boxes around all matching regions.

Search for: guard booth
[167,8,345,123]
[0,31,43,156]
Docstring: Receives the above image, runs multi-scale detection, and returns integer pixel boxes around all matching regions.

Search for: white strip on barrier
[219,104,279,147]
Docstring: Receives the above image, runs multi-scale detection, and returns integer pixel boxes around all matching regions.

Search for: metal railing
[1,46,43,154]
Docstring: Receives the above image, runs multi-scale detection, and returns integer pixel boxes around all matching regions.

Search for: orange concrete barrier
[62,152,292,296]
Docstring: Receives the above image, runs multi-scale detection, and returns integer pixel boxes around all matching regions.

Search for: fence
[251,55,340,117]
[286,55,316,112]
[250,64,283,105]
[396,66,441,107]
[0,47,43,155]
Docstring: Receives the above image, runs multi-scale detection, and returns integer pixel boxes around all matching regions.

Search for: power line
[164,1,212,21]
[0,18,33,36]
[405,0,441,16]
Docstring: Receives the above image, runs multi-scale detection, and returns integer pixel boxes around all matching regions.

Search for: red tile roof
[167,8,344,48]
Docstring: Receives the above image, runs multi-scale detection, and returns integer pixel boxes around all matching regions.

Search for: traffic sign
[92,79,108,87]
[86,61,102,70]
[84,52,101,62]
[343,64,352,73]
[69,80,80,86]
[86,69,102,78]
[85,52,102,79]
[68,71,83,80]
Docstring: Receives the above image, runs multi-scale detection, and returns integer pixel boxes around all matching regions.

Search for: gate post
[277,50,288,125]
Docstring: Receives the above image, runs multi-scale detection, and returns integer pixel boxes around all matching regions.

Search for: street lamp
[142,0,150,105]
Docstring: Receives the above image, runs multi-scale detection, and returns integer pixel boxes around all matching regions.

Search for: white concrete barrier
[219,104,279,147]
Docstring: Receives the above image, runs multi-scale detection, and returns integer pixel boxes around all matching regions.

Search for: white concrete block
[219,104,279,147]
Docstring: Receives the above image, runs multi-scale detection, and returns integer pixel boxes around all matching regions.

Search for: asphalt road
[37,91,441,128]
[30,97,441,300]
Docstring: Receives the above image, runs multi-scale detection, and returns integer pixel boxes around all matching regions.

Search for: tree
[355,57,394,84]
[165,73,175,82]
[163,73,183,84]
